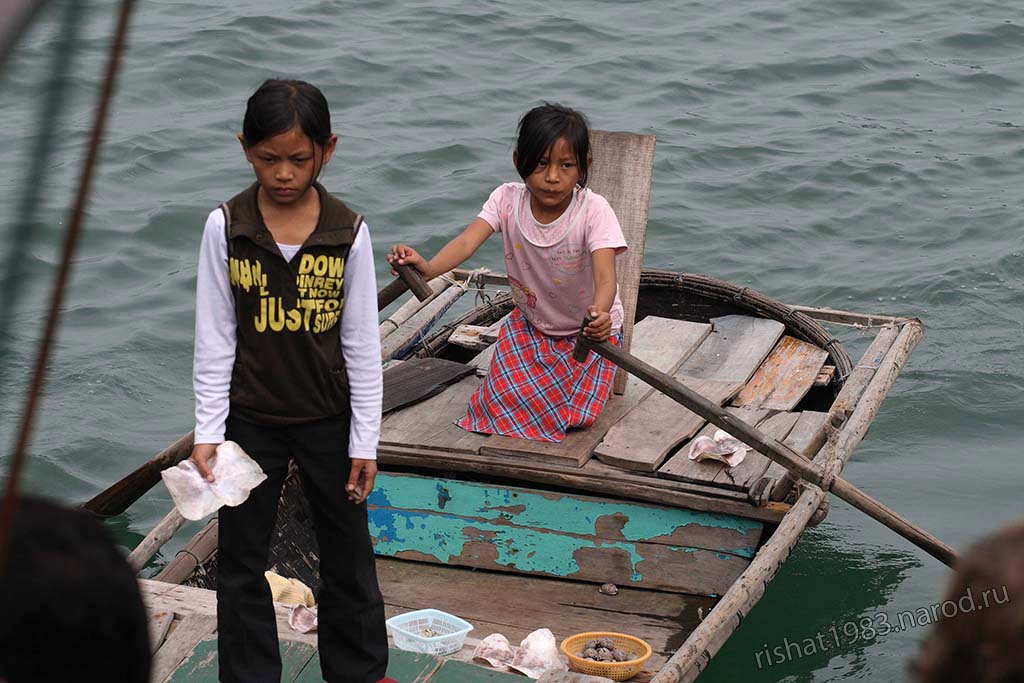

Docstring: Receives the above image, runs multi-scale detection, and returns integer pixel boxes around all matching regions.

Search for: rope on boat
[0,0,138,569]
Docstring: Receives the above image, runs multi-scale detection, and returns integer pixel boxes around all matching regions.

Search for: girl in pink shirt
[388,104,627,442]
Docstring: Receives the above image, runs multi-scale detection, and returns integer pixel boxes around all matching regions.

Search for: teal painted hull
[367,472,762,597]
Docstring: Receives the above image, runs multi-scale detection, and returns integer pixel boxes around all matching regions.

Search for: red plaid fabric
[456,307,621,442]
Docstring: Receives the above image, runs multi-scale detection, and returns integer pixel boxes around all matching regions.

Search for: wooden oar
[84,264,433,517]
[378,263,434,309]
[83,432,194,516]
[573,328,958,568]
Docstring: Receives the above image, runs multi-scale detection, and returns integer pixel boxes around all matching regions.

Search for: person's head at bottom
[912,520,1024,683]
[0,496,150,683]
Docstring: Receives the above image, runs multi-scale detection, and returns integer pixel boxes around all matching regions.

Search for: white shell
[287,605,318,633]
[687,430,750,467]
[509,628,568,677]
[473,633,515,670]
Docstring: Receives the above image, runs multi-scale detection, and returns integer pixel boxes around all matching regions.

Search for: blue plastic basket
[386,609,474,656]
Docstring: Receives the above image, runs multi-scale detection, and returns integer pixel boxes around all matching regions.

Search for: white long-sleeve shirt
[192,207,382,459]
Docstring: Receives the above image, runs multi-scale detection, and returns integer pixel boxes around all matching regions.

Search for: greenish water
[2,1,1023,680]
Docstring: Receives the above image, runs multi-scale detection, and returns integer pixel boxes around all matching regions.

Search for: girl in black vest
[190,79,390,683]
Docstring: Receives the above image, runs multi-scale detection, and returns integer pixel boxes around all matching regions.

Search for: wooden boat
[139,263,922,682]
[0,11,935,682]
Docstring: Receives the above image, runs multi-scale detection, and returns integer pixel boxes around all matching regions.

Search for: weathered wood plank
[378,558,707,672]
[141,561,709,676]
[368,472,756,595]
[675,315,785,382]
[380,377,482,452]
[386,650,445,683]
[468,343,497,376]
[448,326,492,351]
[814,365,836,387]
[829,324,901,420]
[376,444,794,524]
[656,408,770,485]
[477,395,628,468]
[764,411,832,501]
[386,317,708,468]
[732,336,828,411]
[594,315,783,473]
[593,379,743,472]
[619,317,711,408]
[587,130,657,394]
[138,580,318,648]
[711,411,800,489]
[129,508,187,571]
[448,314,509,351]
[381,283,467,361]
[163,638,318,683]
[371,473,763,555]
[429,659,533,682]
[150,614,217,683]
[149,610,174,653]
[162,637,220,682]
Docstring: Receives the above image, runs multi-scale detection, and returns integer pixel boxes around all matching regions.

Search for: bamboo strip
[153,519,218,584]
[127,507,186,571]
[379,273,454,341]
[380,278,470,361]
[786,304,916,328]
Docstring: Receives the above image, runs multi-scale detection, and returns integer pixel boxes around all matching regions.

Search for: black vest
[223,182,362,424]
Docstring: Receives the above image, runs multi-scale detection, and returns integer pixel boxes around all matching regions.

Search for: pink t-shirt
[478,182,628,337]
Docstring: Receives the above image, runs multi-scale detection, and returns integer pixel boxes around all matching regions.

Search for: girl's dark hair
[0,496,151,683]
[514,103,591,187]
[242,79,332,147]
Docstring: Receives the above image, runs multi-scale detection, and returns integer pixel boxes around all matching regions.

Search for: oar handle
[572,313,596,363]
[572,321,959,568]
[378,264,433,309]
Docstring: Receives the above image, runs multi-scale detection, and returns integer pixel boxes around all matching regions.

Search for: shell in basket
[561,632,653,681]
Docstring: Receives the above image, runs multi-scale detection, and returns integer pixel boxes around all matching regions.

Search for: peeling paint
[435,483,451,510]
[366,474,763,589]
[368,474,761,557]
[369,503,647,580]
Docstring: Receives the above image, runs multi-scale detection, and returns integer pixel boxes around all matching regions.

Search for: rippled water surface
[2,1,1023,680]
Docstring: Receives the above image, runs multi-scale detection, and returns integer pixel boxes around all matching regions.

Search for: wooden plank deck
[594,315,784,472]
[731,336,828,411]
[142,552,714,680]
[381,316,711,469]
[656,407,772,486]
[380,310,838,508]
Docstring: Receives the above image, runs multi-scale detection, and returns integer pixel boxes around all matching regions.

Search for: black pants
[217,414,388,683]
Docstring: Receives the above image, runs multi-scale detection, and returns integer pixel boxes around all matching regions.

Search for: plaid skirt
[456,307,621,442]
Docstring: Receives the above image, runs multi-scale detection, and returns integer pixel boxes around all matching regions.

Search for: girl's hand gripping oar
[573,321,959,568]
[84,265,436,517]
[377,262,433,310]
